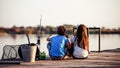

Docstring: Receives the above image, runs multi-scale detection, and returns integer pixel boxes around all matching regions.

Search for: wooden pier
[0,48,120,68]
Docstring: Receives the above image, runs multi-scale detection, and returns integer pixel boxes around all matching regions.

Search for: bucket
[21,45,37,62]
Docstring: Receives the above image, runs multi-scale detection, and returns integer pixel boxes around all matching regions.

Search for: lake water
[0,34,120,59]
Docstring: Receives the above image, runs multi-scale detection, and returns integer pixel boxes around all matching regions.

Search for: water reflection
[10,34,17,40]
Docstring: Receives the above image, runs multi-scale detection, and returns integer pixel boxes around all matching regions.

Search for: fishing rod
[37,13,42,46]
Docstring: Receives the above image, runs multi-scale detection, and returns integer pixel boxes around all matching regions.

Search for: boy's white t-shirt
[71,36,88,58]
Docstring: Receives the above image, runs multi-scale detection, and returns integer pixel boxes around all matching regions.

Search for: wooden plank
[0,61,20,64]
[0,51,120,68]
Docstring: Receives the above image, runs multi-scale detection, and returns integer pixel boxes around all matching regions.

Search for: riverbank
[0,48,120,68]
[0,33,8,36]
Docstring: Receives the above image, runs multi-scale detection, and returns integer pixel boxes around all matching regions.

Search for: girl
[71,24,89,59]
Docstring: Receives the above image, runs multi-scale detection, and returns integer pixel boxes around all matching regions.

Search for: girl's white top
[71,36,88,58]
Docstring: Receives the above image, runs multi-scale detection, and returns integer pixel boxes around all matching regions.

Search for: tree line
[0,24,120,35]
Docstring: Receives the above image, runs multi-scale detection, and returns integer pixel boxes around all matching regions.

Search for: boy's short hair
[57,26,66,35]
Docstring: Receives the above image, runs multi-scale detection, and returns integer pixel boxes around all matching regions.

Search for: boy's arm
[66,42,71,49]
[47,38,50,41]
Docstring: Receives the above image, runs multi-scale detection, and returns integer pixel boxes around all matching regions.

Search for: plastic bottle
[40,51,46,60]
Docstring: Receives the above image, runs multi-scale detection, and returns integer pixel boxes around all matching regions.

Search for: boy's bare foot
[64,55,73,60]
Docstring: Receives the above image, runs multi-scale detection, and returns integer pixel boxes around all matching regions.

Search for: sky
[0,0,120,28]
